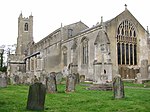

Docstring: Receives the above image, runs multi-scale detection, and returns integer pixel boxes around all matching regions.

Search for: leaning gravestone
[0,76,7,88]
[66,74,76,92]
[113,75,125,99]
[46,72,57,93]
[26,82,46,111]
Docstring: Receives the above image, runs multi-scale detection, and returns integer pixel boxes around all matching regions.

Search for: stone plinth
[87,83,112,91]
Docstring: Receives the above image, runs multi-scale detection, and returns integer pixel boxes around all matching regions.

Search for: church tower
[16,13,33,55]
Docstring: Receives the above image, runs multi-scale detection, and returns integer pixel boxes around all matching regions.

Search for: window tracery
[117,20,137,65]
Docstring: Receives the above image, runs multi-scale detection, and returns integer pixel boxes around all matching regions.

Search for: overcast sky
[0,0,150,46]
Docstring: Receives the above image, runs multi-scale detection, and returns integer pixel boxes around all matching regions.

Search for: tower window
[24,23,28,31]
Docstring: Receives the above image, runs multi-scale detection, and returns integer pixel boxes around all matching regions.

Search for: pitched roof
[94,29,110,45]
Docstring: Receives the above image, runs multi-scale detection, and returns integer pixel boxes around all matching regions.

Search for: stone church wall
[7,8,150,83]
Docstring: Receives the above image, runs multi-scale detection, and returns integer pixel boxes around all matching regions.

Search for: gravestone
[56,72,63,84]
[26,82,46,111]
[0,76,7,87]
[22,76,27,84]
[66,74,76,92]
[140,60,148,79]
[14,75,20,84]
[73,73,80,84]
[7,75,11,85]
[113,75,125,99]
[46,72,57,93]
[80,75,85,82]
[40,70,47,85]
[135,73,142,84]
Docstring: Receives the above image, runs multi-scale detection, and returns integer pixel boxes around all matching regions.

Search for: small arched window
[24,23,28,31]
[81,37,88,64]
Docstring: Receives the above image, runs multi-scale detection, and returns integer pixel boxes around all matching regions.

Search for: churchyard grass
[0,83,150,112]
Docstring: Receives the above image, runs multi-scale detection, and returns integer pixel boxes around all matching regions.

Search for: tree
[0,49,6,72]
[0,44,16,72]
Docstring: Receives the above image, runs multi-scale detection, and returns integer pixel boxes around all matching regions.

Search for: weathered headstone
[7,76,11,85]
[66,74,76,92]
[74,73,80,84]
[14,75,20,84]
[113,75,125,99]
[56,72,63,84]
[46,72,57,93]
[39,70,47,85]
[80,75,85,82]
[0,76,7,87]
[140,59,148,79]
[26,82,46,111]
[135,73,142,84]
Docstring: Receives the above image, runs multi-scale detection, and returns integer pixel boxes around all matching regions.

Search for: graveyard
[0,81,150,112]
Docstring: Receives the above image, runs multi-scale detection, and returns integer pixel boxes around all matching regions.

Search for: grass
[124,82,144,87]
[0,83,150,112]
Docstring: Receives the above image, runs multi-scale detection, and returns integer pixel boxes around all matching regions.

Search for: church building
[7,5,150,83]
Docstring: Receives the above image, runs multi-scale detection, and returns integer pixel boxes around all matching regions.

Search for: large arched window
[81,37,88,64]
[117,20,137,65]
[24,23,28,31]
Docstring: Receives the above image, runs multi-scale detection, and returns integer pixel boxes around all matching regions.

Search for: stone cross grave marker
[26,82,46,111]
[46,72,57,93]
[113,75,125,99]
[66,74,76,92]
